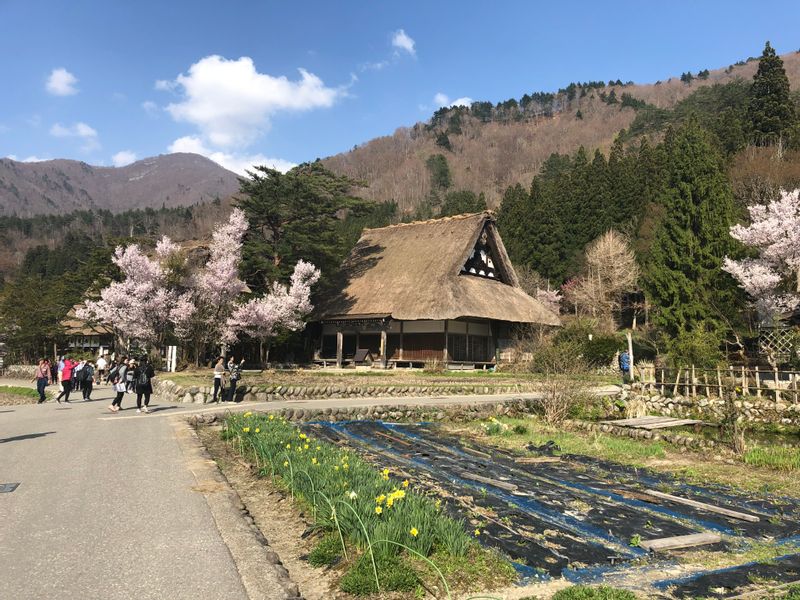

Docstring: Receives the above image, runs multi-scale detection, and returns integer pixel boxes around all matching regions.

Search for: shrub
[339,553,418,595]
[308,534,342,567]
[512,424,529,435]
[667,325,723,368]
[552,585,637,600]
[583,334,623,367]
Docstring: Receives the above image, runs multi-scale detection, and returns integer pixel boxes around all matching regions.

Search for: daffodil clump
[224,411,472,564]
[481,416,508,436]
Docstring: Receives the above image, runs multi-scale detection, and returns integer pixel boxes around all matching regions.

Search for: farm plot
[305,420,800,596]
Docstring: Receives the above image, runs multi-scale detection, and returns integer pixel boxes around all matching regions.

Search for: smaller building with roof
[313,211,560,368]
[61,304,114,352]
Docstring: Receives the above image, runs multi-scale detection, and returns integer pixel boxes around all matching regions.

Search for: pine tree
[642,121,744,337]
[747,41,797,145]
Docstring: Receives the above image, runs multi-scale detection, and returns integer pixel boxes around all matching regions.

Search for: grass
[551,585,637,600]
[0,385,39,398]
[744,447,800,472]
[221,412,514,597]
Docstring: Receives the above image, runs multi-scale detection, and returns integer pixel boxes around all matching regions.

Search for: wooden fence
[636,365,800,402]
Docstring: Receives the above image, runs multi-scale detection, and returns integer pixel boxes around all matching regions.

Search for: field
[203,409,800,599]
[0,385,40,406]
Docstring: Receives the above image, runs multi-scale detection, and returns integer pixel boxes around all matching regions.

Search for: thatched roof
[61,305,113,337]
[315,212,560,326]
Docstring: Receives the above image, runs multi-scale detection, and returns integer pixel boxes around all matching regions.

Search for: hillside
[323,51,800,211]
[0,153,240,216]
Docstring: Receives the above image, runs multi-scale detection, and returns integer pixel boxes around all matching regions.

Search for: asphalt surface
[0,384,249,600]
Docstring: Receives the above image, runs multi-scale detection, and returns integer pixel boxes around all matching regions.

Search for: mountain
[322,52,800,211]
[0,153,240,216]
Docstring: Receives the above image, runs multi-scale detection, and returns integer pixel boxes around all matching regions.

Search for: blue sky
[1,0,799,174]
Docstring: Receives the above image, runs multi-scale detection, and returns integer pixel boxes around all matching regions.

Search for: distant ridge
[0,153,240,216]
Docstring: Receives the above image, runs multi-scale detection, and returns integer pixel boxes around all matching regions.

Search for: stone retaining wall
[628,390,800,426]
[188,398,533,426]
[568,419,715,451]
[156,377,538,405]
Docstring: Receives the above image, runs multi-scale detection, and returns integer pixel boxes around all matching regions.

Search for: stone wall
[627,389,800,426]
[187,398,533,427]
[155,377,538,405]
[3,365,37,379]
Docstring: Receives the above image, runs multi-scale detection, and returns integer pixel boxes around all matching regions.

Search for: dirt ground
[0,391,38,406]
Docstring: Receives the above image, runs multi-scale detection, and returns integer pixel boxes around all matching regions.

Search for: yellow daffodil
[435,500,442,508]
[304,444,309,450]
[375,506,383,515]
[312,457,318,465]
[343,463,349,470]
[299,433,307,440]
[402,480,409,488]
[474,529,481,536]
[283,461,289,467]
[382,468,390,476]
[376,494,386,504]
[254,428,260,434]
[286,443,291,449]
[348,491,358,500]
[334,465,339,471]
[316,445,321,451]
[269,415,275,420]
[242,427,250,433]
[244,411,252,417]
[386,498,394,508]
[410,527,419,537]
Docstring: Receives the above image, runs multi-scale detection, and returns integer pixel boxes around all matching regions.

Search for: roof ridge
[364,210,494,232]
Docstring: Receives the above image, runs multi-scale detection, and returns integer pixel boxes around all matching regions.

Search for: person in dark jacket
[618,350,631,384]
[226,357,244,402]
[81,361,95,401]
[133,356,155,414]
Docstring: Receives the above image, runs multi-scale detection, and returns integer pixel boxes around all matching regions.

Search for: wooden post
[793,373,798,404]
[380,328,388,369]
[717,366,723,397]
[755,366,761,398]
[660,368,665,395]
[673,367,681,396]
[775,366,781,402]
[703,371,710,398]
[691,365,697,398]
[398,321,404,361]
[443,320,449,364]
[336,330,343,369]
[741,366,747,396]
[626,331,635,383]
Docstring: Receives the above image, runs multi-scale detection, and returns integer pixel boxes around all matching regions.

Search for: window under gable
[461,229,504,281]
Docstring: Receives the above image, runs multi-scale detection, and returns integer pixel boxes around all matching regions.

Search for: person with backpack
[108,359,128,413]
[81,361,95,401]
[125,358,136,392]
[73,360,85,393]
[226,357,245,402]
[618,349,631,385]
[55,356,78,403]
[133,356,155,414]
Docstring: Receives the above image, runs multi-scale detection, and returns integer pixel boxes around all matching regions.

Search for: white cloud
[391,29,416,56]
[433,93,473,108]
[154,79,176,91]
[141,100,159,116]
[161,55,342,148]
[111,150,137,167]
[4,154,50,162]
[361,60,389,72]
[49,121,100,151]
[168,135,295,175]
[46,68,79,96]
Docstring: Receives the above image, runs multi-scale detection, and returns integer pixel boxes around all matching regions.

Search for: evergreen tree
[747,41,797,145]
[641,121,744,337]
[439,190,487,217]
[425,154,452,190]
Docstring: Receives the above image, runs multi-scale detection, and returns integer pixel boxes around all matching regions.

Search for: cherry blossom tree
[78,236,183,349]
[723,189,800,324]
[169,208,249,362]
[225,260,321,364]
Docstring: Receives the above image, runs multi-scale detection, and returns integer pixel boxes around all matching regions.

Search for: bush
[339,553,418,595]
[552,585,637,600]
[512,424,529,435]
[308,534,342,567]
[583,334,623,367]
[667,325,723,368]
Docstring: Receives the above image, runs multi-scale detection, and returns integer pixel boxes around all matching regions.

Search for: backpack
[83,365,94,381]
[136,367,151,388]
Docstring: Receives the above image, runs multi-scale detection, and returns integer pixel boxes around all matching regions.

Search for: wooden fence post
[793,373,798,404]
[703,371,710,398]
[660,368,665,395]
[673,367,681,396]
[775,366,781,402]
[741,366,747,396]
[691,365,697,398]
[717,366,723,397]
[755,366,761,398]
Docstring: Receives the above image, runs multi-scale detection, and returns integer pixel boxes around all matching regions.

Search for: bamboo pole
[703,372,710,398]
[793,373,798,404]
[660,368,665,394]
[775,366,781,402]
[673,367,681,396]
[691,365,697,398]
[717,366,723,397]
[741,366,747,396]
[755,366,761,398]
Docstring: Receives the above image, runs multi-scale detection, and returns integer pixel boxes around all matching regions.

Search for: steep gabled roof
[315,212,560,325]
[61,305,113,336]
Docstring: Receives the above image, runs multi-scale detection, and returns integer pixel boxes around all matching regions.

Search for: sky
[1,0,799,174]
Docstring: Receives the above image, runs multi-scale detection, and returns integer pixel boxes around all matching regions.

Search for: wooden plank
[638,419,704,430]
[459,471,518,492]
[514,456,561,464]
[612,489,663,504]
[639,532,722,552]
[600,416,672,427]
[644,489,760,522]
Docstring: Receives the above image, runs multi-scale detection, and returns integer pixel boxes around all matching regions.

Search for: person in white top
[96,355,107,385]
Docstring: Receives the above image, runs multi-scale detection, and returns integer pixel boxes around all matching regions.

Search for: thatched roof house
[61,304,113,351]
[314,212,560,367]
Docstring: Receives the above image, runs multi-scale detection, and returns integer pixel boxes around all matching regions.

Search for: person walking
[73,360,86,394]
[33,358,52,404]
[125,358,136,392]
[618,349,631,385]
[133,356,155,414]
[55,357,78,403]
[81,361,95,401]
[226,357,244,402]
[212,357,225,403]
[96,354,107,384]
[108,360,128,413]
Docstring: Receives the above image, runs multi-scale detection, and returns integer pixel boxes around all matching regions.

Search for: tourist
[226,357,245,402]
[49,359,58,387]
[108,359,129,412]
[125,358,136,392]
[618,349,631,385]
[73,359,86,393]
[133,356,155,414]
[81,361,95,401]
[32,358,51,404]
[96,354,107,384]
[55,356,78,403]
[212,356,225,403]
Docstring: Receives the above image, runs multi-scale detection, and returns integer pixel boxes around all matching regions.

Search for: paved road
[0,379,610,598]
[0,386,249,600]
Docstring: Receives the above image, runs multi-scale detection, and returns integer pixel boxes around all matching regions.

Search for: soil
[0,391,37,406]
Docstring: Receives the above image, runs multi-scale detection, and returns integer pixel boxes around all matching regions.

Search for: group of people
[211,356,245,403]
[33,353,156,414]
